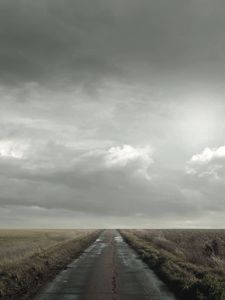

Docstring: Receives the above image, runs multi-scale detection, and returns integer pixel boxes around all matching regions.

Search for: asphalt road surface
[35,230,177,300]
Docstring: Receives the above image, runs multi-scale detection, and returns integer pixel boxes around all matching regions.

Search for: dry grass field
[0,229,100,299]
[0,229,91,268]
[120,229,225,300]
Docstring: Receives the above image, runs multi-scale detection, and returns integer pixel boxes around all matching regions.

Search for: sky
[1,0,225,228]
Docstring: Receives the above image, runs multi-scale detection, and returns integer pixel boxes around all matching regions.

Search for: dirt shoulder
[0,230,101,300]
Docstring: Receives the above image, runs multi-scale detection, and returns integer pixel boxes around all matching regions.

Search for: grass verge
[120,230,225,300]
[0,230,101,299]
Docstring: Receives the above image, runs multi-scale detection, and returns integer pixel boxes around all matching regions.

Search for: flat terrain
[2,229,225,300]
[0,229,100,299]
[0,229,96,268]
[35,230,176,300]
[120,229,225,299]
[123,229,225,267]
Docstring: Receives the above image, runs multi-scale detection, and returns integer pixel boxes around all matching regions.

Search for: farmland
[0,229,100,299]
[120,229,225,300]
[2,229,225,300]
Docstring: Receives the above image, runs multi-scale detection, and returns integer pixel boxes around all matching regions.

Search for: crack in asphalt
[112,236,117,298]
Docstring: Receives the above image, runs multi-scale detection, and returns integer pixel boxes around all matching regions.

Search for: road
[35,230,177,300]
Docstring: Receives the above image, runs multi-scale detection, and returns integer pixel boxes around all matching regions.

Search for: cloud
[186,145,225,178]
[0,139,193,220]
[0,138,153,178]
[190,146,225,164]
[0,0,120,86]
[1,0,225,88]
[0,139,29,159]
[183,146,225,221]
[104,144,153,179]
[105,144,152,167]
[1,1,225,227]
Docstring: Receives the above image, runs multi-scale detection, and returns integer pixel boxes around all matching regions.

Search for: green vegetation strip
[0,230,101,299]
[120,230,225,300]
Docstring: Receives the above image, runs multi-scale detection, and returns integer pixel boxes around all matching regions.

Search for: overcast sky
[1,0,225,228]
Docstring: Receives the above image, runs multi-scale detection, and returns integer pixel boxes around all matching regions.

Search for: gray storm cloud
[1,0,225,86]
[0,0,225,228]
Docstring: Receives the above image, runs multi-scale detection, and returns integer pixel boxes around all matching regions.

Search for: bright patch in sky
[105,145,153,167]
[190,146,225,164]
[0,140,28,159]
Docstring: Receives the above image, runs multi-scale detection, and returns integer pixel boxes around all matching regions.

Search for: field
[2,229,225,300]
[120,229,225,300]
[0,229,100,299]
